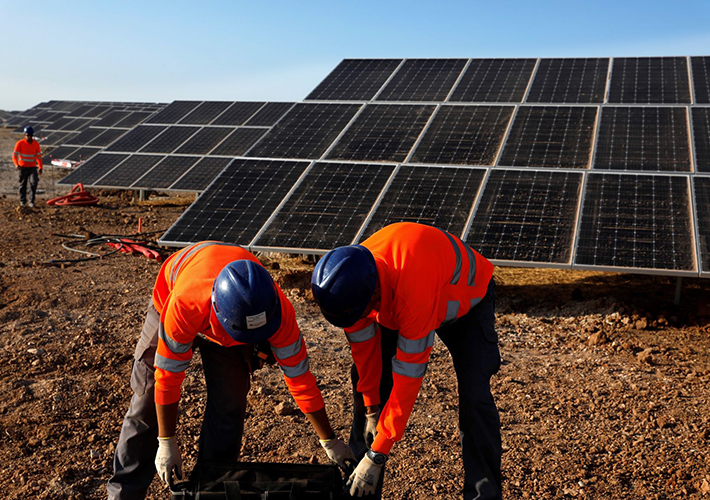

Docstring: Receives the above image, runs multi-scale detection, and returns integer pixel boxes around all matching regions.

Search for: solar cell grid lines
[326,104,435,163]
[57,153,129,186]
[178,101,234,125]
[608,57,691,104]
[691,56,710,103]
[249,103,361,159]
[375,59,467,102]
[525,58,609,103]
[253,162,396,251]
[409,105,514,166]
[94,154,166,188]
[465,169,583,264]
[243,102,296,126]
[208,127,269,157]
[138,126,200,154]
[498,106,597,169]
[575,173,695,272]
[694,177,710,274]
[174,127,233,155]
[169,157,233,192]
[357,165,486,242]
[132,155,201,189]
[692,108,710,172]
[449,58,536,103]
[105,125,168,152]
[594,107,691,172]
[160,159,311,246]
[306,59,403,101]
[210,102,266,126]
[145,101,201,124]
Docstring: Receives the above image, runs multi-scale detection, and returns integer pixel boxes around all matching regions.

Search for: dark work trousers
[107,300,251,500]
[18,167,38,205]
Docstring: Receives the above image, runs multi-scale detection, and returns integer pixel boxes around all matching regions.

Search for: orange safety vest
[13,138,43,169]
[152,241,324,414]
[345,222,494,454]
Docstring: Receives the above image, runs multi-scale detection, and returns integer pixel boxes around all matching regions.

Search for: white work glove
[348,454,383,497]
[155,436,182,485]
[319,436,357,472]
[364,410,380,448]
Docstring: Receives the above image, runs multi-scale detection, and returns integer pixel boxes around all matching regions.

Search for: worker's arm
[344,318,383,408]
[305,407,334,440]
[36,142,43,173]
[156,401,179,437]
[12,143,20,168]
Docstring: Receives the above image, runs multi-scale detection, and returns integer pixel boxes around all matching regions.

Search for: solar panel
[608,57,691,104]
[94,154,166,188]
[253,162,395,251]
[114,111,155,128]
[306,59,402,101]
[179,101,234,125]
[249,103,360,159]
[57,153,129,186]
[375,59,467,102]
[169,157,233,192]
[594,107,691,172]
[88,128,128,147]
[525,58,609,103]
[41,131,75,147]
[243,102,295,126]
[449,59,536,103]
[145,101,201,124]
[208,127,269,156]
[139,126,200,154]
[132,156,201,189]
[498,106,597,168]
[691,56,710,104]
[159,159,310,246]
[64,127,106,146]
[409,105,514,166]
[694,176,710,274]
[575,173,695,272]
[93,111,131,128]
[210,102,266,126]
[357,165,486,241]
[466,169,583,264]
[66,147,101,163]
[174,127,233,155]
[325,104,435,162]
[104,125,168,152]
[692,107,710,172]
[43,146,78,163]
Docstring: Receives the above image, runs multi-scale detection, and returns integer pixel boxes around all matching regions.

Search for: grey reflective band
[158,323,193,354]
[438,229,462,285]
[170,241,242,286]
[271,334,303,360]
[155,353,190,373]
[18,153,38,159]
[470,297,482,309]
[444,300,460,325]
[346,323,377,343]
[280,357,310,378]
[392,357,428,379]
[397,331,435,354]
[464,244,476,286]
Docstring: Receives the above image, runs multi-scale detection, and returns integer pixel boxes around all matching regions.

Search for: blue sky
[3,0,710,111]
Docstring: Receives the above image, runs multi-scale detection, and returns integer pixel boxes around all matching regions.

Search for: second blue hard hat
[24,126,34,135]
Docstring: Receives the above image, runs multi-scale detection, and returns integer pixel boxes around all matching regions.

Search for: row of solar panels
[305,57,710,104]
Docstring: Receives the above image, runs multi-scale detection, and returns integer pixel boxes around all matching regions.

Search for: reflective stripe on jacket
[345,222,494,454]
[152,241,324,413]
[13,138,43,168]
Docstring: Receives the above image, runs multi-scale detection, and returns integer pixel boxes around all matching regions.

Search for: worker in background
[107,241,355,500]
[311,222,502,500]
[12,125,42,208]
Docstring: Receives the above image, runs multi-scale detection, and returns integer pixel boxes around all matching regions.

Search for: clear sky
[3,0,710,111]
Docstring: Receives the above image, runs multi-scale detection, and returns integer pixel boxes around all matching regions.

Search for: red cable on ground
[46,183,99,206]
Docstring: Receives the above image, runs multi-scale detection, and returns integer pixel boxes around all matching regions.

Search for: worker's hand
[155,436,182,486]
[319,436,357,472]
[38,169,42,176]
[348,454,383,497]
[364,409,380,448]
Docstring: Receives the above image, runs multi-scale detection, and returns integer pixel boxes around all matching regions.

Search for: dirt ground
[1,127,710,499]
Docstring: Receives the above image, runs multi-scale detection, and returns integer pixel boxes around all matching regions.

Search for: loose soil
[1,128,709,499]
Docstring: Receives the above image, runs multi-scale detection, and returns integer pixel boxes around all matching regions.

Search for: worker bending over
[311,222,502,500]
[108,241,354,499]
[12,125,42,208]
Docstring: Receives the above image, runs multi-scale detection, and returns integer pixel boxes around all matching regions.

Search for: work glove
[348,454,383,497]
[364,410,380,448]
[155,436,182,486]
[319,436,357,472]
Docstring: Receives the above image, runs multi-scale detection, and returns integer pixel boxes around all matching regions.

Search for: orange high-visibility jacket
[13,138,43,169]
[152,241,324,414]
[345,222,494,454]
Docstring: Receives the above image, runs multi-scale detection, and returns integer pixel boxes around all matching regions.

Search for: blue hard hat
[23,126,34,135]
[211,260,282,343]
[311,245,378,328]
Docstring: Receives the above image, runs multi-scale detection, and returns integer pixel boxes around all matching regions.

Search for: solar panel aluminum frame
[690,176,710,277]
